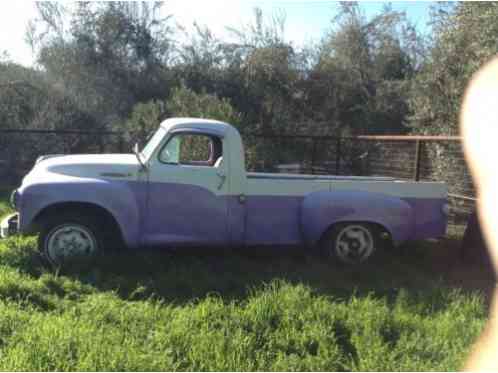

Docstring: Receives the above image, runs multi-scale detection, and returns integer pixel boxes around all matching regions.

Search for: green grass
[0,193,490,371]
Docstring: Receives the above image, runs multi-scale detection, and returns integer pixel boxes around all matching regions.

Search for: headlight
[442,203,450,216]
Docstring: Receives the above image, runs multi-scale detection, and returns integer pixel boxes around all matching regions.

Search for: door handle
[216,170,226,190]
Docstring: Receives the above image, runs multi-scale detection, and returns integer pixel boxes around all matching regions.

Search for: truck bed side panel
[244,196,303,245]
[402,197,447,240]
[244,178,330,245]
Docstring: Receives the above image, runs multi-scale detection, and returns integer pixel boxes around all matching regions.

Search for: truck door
[143,132,229,246]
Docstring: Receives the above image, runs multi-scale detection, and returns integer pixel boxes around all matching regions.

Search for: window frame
[157,131,222,167]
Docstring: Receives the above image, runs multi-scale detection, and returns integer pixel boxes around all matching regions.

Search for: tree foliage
[123,85,242,147]
[408,3,498,135]
[1,2,497,140]
[165,86,242,127]
[27,2,174,130]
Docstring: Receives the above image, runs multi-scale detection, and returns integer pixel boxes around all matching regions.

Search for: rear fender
[301,190,414,246]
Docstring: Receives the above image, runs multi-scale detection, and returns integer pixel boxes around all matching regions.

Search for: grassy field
[0,193,491,371]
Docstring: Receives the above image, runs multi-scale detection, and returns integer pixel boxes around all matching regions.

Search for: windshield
[140,127,166,160]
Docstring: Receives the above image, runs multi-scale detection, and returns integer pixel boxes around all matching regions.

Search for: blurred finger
[461,56,498,271]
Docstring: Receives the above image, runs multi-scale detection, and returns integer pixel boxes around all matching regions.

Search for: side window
[159,135,181,164]
[159,133,223,167]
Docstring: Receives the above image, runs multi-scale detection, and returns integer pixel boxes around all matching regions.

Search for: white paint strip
[330,180,447,199]
[245,177,446,198]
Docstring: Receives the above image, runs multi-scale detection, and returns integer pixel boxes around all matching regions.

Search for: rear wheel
[38,214,102,268]
[322,223,381,264]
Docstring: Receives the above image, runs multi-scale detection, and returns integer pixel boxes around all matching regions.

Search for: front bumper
[0,213,19,239]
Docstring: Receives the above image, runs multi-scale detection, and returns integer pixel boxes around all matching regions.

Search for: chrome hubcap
[46,224,97,264]
[334,225,374,264]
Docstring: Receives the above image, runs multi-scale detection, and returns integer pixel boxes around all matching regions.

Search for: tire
[38,213,103,269]
[321,223,381,265]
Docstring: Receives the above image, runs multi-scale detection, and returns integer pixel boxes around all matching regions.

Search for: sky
[0,1,434,67]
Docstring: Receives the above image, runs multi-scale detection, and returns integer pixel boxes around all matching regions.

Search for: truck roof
[160,117,234,138]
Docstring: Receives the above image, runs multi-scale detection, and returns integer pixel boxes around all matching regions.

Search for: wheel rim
[46,224,98,265]
[334,225,374,264]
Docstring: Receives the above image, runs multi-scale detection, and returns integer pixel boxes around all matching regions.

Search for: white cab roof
[160,117,234,137]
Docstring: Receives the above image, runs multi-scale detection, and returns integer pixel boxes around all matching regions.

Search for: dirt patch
[416,235,496,301]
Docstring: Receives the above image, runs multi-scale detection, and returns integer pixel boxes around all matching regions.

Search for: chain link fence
[0,129,126,184]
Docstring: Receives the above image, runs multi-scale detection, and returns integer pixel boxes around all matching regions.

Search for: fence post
[335,138,341,175]
[98,135,105,154]
[118,133,125,153]
[413,140,422,181]
[310,139,317,175]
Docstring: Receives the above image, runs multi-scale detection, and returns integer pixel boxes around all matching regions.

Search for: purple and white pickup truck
[1,118,449,266]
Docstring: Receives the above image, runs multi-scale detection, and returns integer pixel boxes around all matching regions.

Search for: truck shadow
[63,236,495,307]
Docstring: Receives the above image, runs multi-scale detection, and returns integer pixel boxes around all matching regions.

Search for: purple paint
[301,190,415,245]
[402,197,447,240]
[244,196,304,245]
[17,180,447,250]
[143,182,229,246]
[19,180,144,248]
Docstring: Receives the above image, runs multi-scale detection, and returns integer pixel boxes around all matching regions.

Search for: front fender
[19,179,144,248]
[301,190,414,246]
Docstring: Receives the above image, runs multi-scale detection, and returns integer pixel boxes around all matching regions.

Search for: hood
[24,154,141,184]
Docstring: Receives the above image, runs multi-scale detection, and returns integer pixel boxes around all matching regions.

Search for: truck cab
[139,118,247,247]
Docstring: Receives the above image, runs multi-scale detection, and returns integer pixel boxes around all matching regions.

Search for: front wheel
[321,223,381,264]
[38,214,102,268]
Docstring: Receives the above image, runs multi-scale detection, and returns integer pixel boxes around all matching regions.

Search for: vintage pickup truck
[1,118,449,266]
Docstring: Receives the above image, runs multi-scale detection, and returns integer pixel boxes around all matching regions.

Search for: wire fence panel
[0,130,126,184]
[420,140,476,226]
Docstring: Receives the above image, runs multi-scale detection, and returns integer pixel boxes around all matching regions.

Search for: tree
[408,2,498,135]
[308,3,418,135]
[122,100,167,148]
[122,86,242,148]
[29,2,174,131]
[224,8,303,133]
[165,86,241,127]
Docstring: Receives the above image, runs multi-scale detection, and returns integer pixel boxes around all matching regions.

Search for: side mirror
[133,143,148,171]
